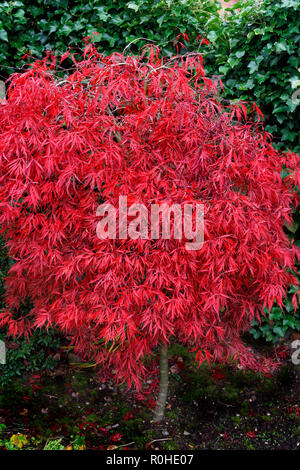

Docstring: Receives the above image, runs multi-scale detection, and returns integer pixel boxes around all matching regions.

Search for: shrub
[0,43,299,419]
[251,286,300,343]
[205,0,300,153]
[0,0,220,76]
[0,326,61,386]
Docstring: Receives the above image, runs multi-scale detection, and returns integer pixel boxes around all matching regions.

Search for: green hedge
[0,0,220,75]
[205,0,300,153]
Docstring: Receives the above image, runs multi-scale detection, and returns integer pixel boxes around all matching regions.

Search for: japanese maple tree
[0,41,299,421]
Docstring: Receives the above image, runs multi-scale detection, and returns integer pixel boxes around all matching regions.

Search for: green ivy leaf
[0,28,8,42]
[127,2,139,12]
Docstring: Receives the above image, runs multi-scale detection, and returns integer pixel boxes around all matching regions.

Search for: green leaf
[228,57,239,67]
[157,15,165,27]
[0,29,8,42]
[219,65,230,74]
[248,61,259,74]
[207,30,217,43]
[127,2,139,12]
[250,328,261,339]
[59,24,73,35]
[290,77,300,90]
[275,41,288,53]
[273,326,288,337]
[95,6,110,21]
[13,8,25,19]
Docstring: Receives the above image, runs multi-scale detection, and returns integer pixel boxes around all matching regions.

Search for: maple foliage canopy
[0,42,299,388]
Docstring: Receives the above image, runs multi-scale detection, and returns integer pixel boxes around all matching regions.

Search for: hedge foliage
[205,0,300,154]
[0,327,61,386]
[251,286,300,343]
[0,0,220,76]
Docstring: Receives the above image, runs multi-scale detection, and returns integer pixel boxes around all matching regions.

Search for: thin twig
[116,441,135,448]
[147,438,172,445]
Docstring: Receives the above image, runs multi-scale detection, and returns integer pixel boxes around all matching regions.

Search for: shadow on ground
[0,342,299,450]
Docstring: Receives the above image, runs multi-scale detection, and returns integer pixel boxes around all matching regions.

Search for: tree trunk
[153,343,168,422]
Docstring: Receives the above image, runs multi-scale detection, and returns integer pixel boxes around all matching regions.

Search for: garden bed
[0,341,299,450]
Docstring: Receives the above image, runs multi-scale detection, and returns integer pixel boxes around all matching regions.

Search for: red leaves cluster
[0,43,299,389]
[210,368,227,382]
